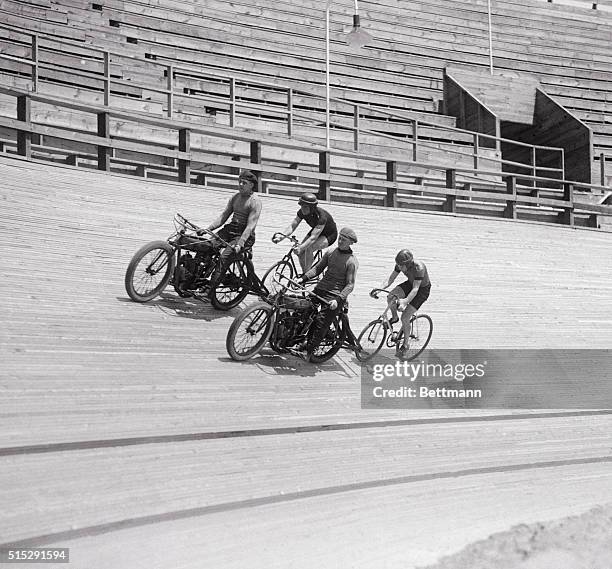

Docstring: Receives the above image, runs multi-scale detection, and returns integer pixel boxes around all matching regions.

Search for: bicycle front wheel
[125,241,175,302]
[226,302,274,361]
[357,319,388,361]
[400,314,433,361]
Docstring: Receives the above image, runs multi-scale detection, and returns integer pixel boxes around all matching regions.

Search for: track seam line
[1,410,611,456]
[2,453,611,548]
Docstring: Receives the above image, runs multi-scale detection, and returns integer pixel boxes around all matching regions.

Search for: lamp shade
[345,14,372,49]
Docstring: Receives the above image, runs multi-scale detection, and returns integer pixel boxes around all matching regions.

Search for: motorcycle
[124,213,267,310]
[226,276,365,363]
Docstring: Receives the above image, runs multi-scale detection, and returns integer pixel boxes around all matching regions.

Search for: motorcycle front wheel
[226,302,275,361]
[125,241,175,302]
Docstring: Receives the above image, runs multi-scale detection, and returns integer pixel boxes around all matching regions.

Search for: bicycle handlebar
[274,274,332,306]
[272,232,299,246]
[369,287,391,299]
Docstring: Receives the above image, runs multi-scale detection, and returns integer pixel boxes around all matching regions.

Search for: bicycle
[262,233,323,294]
[124,213,269,310]
[357,288,433,362]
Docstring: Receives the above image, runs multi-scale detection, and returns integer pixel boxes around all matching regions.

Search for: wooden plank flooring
[1,156,611,567]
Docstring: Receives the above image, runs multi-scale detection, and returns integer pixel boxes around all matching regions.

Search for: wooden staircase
[444,65,593,183]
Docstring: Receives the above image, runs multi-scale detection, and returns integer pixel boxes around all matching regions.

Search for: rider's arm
[300,221,325,249]
[381,268,400,290]
[237,198,262,248]
[207,198,233,232]
[338,257,358,301]
[280,216,301,239]
[402,280,422,306]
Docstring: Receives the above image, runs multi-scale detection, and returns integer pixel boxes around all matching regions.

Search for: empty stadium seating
[0,0,611,219]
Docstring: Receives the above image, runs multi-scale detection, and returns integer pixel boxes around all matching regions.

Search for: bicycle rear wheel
[398,314,433,361]
[226,302,274,361]
[356,319,388,361]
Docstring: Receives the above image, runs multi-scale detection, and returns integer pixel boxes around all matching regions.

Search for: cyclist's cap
[239,170,258,185]
[395,248,413,264]
[298,192,318,206]
[339,227,358,243]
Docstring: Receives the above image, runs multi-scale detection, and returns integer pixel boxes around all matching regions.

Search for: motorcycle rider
[177,170,262,297]
[296,227,358,362]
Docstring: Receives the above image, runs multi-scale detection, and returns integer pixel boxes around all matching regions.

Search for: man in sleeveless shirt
[297,227,358,362]
[272,192,337,273]
[372,249,431,360]
[178,170,262,297]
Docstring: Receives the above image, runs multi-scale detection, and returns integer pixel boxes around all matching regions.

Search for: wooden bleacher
[2,0,611,184]
[0,1,611,191]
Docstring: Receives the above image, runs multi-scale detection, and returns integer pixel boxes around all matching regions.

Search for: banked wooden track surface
[1,155,611,568]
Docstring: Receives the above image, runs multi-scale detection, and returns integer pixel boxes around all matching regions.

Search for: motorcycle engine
[275,310,301,348]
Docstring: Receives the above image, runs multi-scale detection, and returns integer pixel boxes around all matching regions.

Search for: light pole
[325,0,372,148]
[487,0,494,74]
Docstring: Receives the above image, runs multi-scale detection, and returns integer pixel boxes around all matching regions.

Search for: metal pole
[487,0,494,74]
[326,2,330,149]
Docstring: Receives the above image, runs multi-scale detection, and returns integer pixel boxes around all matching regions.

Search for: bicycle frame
[357,288,433,361]
[272,233,323,274]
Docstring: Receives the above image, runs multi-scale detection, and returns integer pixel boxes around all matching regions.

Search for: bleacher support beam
[178,128,190,184]
[17,95,31,160]
[505,176,518,219]
[559,182,575,226]
[97,112,111,171]
[445,169,457,213]
[318,151,330,201]
[385,161,397,207]
[250,141,262,193]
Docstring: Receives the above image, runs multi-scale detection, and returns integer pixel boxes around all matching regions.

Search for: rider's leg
[207,230,254,296]
[397,285,430,356]
[399,304,417,348]
[298,235,329,273]
[207,239,237,294]
[388,284,408,325]
[306,296,342,358]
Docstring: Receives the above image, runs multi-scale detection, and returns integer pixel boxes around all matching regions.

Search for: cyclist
[272,192,337,273]
[297,227,358,362]
[177,170,262,297]
[372,249,431,360]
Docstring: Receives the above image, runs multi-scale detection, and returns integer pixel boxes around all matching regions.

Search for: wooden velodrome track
[1,154,612,568]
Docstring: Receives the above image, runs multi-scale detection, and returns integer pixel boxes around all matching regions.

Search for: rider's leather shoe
[389,316,400,325]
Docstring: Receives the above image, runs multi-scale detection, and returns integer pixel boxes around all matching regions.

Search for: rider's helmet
[298,192,318,207]
[395,249,413,266]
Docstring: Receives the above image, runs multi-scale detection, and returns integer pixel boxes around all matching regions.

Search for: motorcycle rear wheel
[211,259,251,311]
[310,317,343,364]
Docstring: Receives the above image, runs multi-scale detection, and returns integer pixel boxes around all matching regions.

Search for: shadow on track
[116,292,247,322]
